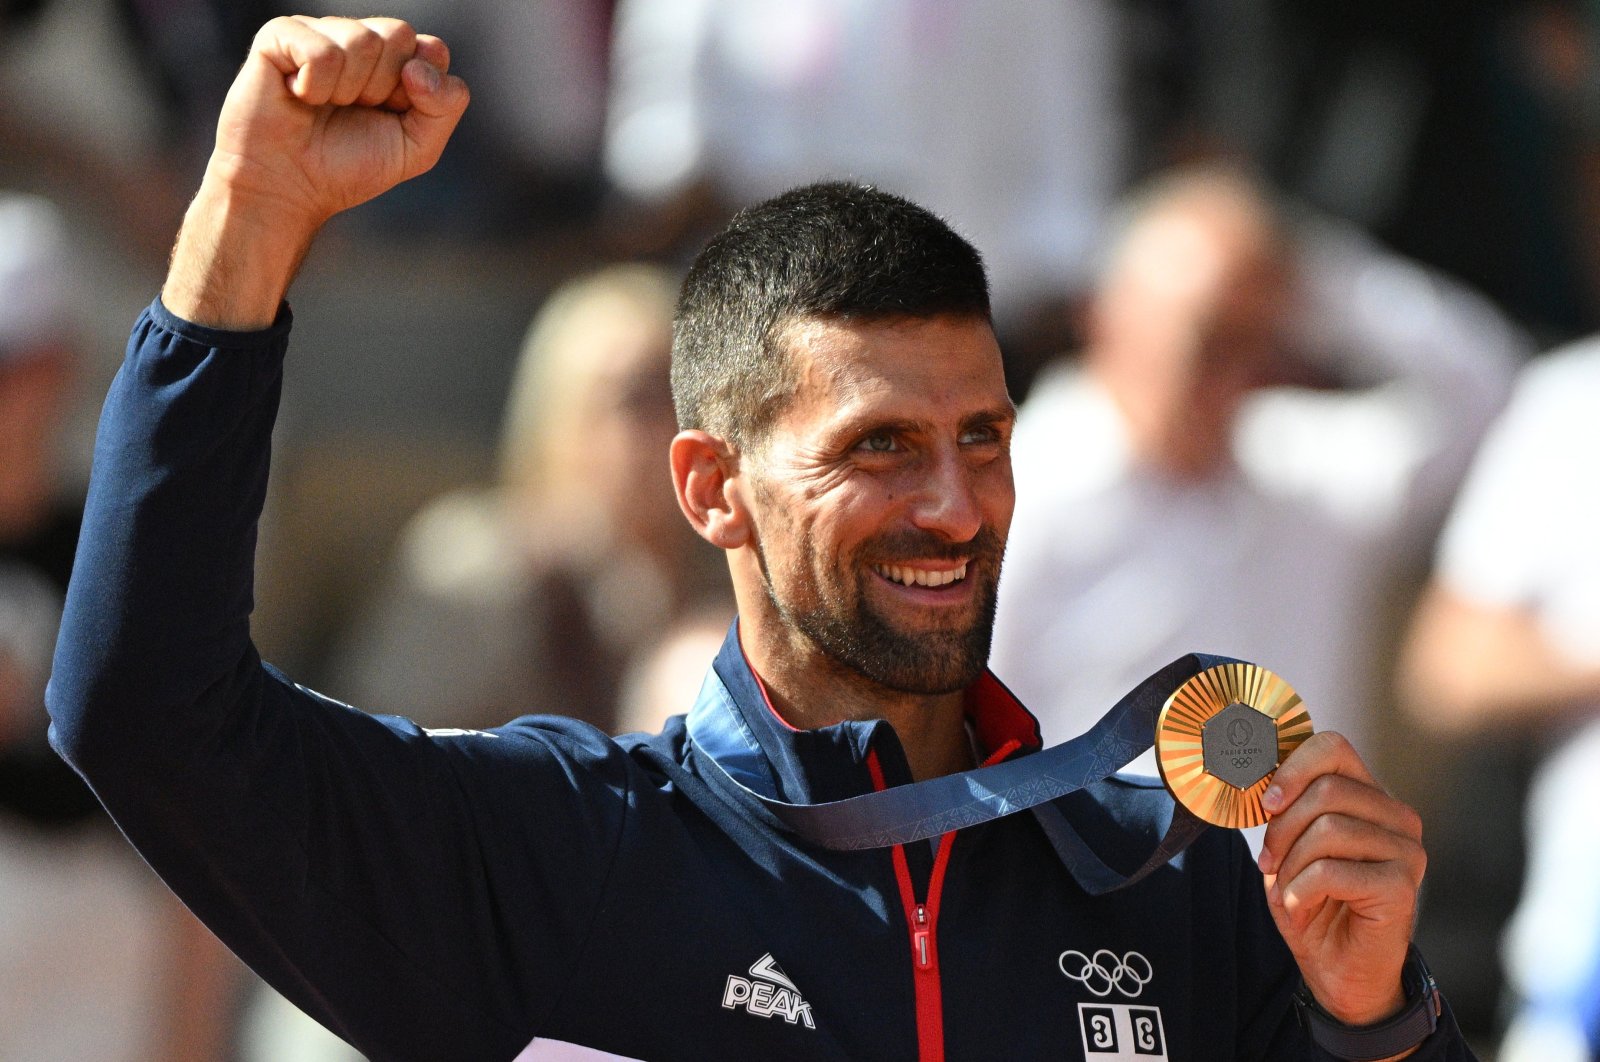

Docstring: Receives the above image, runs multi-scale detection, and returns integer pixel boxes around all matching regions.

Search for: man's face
[1090,198,1290,478]
[738,315,1015,695]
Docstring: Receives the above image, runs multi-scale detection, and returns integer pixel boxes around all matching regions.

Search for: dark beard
[759,525,1005,695]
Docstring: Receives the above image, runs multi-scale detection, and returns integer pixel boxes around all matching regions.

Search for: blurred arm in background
[1399,342,1600,1062]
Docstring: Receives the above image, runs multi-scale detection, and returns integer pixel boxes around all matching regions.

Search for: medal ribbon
[686,649,1241,895]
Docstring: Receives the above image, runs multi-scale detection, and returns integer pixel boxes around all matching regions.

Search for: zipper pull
[913,904,933,969]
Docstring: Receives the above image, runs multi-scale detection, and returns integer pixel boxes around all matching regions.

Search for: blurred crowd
[5,0,1600,1059]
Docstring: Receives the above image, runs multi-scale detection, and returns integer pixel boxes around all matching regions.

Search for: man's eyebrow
[960,404,1017,431]
[837,415,921,438]
[831,403,1014,439]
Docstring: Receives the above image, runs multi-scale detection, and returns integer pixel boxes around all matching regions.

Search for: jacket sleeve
[46,300,634,1061]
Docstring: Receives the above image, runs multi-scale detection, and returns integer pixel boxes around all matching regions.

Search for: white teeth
[874,562,968,587]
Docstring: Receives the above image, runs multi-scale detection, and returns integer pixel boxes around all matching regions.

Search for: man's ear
[671,430,751,550]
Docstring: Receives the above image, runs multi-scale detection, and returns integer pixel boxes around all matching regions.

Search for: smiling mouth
[871,562,969,588]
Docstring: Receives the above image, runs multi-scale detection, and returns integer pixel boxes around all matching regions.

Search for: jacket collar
[689,619,1042,807]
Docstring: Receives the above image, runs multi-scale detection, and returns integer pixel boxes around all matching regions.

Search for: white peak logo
[722,953,815,1030]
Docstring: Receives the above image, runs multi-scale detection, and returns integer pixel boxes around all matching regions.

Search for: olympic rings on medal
[1057,949,1154,998]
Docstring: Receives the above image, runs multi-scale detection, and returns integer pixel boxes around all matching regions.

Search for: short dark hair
[671,181,990,447]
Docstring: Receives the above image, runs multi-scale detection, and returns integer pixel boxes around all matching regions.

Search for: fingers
[1257,731,1426,931]
[1264,856,1420,943]
[1264,810,1425,913]
[396,56,470,172]
[1251,731,1427,1024]
[380,35,452,112]
[1270,847,1419,908]
[1261,770,1423,864]
[400,56,469,116]
[259,16,424,110]
[196,14,467,257]
[1262,731,1378,814]
[414,34,452,75]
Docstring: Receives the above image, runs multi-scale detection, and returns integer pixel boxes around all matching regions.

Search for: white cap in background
[0,192,74,363]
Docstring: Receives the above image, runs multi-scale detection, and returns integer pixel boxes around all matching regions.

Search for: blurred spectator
[0,192,97,830]
[0,191,238,1061]
[604,0,1131,390]
[1400,341,1600,1062]
[991,164,1526,775]
[0,194,80,594]
[332,264,730,733]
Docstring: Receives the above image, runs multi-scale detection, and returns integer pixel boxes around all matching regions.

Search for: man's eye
[857,432,899,453]
[959,426,1000,446]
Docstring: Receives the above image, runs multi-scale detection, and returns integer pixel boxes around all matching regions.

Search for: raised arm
[1238,217,1526,548]
[46,20,633,1061]
[1397,345,1600,732]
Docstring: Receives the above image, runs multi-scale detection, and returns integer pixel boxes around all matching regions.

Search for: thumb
[397,56,470,174]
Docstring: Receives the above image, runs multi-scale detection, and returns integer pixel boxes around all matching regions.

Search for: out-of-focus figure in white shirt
[992,165,1526,774]
[1401,342,1600,1062]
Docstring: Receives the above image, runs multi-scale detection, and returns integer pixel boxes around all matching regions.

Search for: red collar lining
[965,672,1043,759]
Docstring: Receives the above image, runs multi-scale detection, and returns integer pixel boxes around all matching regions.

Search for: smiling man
[47,15,1471,1062]
[671,227,1016,783]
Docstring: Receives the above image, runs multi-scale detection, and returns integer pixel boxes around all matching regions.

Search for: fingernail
[1262,785,1283,813]
[1257,847,1277,875]
[418,61,441,92]
[1267,880,1281,907]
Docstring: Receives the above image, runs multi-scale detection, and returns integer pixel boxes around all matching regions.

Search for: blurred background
[4,0,1600,1058]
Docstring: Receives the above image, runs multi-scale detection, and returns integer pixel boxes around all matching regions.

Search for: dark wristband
[1294,946,1442,1061]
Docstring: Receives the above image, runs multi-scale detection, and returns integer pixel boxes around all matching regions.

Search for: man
[49,17,1460,1061]
[992,165,1523,779]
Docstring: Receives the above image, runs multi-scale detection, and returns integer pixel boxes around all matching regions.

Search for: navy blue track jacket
[46,301,1475,1061]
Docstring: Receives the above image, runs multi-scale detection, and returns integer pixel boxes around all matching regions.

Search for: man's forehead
[770,314,1011,431]
[779,314,1002,377]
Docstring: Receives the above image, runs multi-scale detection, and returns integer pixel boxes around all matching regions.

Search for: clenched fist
[164,16,470,329]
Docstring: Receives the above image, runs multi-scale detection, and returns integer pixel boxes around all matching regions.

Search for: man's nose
[909,448,984,542]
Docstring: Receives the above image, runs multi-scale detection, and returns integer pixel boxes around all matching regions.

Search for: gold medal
[1154,662,1313,829]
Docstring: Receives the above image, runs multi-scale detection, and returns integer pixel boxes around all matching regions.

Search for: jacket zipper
[898,833,955,1061]
[868,750,954,1062]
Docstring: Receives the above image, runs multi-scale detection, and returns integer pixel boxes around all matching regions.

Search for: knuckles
[252,15,296,47]
[1289,730,1358,772]
[1293,771,1347,811]
[340,24,385,63]
[253,14,419,62]
[1396,801,1424,842]
[1297,809,1346,850]
[370,18,418,50]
